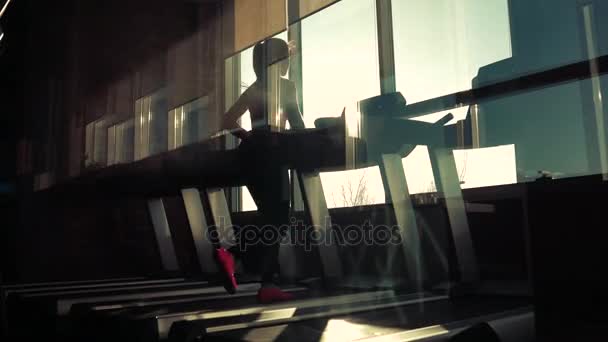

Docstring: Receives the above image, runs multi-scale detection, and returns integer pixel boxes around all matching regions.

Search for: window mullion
[376,0,397,94]
[225,53,243,212]
[288,2,305,211]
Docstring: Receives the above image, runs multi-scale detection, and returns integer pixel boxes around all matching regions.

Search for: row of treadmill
[0,270,535,341]
[0,270,532,341]
[2,93,535,341]
[0,180,535,341]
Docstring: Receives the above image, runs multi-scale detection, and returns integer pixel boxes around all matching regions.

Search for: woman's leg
[258,199,289,284]
[250,191,294,303]
[239,133,294,302]
[245,164,290,285]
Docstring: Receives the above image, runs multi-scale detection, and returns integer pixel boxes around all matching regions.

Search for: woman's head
[253,38,290,78]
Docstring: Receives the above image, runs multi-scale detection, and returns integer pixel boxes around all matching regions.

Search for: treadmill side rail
[147,198,180,272]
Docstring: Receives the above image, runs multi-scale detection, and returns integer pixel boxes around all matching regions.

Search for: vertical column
[297,172,343,280]
[147,198,180,272]
[376,0,397,94]
[428,147,479,284]
[375,0,398,203]
[581,4,608,179]
[224,53,243,212]
[469,105,482,148]
[181,188,218,274]
[288,19,305,211]
[381,153,424,291]
[107,125,116,166]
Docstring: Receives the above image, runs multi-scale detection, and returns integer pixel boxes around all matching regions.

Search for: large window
[393,0,513,107]
[168,96,210,150]
[300,0,385,207]
[389,0,605,182]
[392,0,516,191]
[223,0,608,208]
[84,118,108,168]
[134,89,168,160]
[107,119,135,166]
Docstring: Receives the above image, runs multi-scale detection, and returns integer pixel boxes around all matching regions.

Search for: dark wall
[0,0,27,283]
[528,175,608,341]
[2,0,223,282]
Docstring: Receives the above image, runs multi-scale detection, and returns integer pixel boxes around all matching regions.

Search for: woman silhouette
[223,38,305,136]
[216,38,305,303]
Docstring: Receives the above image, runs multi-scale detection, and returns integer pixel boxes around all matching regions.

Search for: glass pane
[393,0,513,105]
[301,0,380,128]
[392,0,514,192]
[300,0,383,208]
[118,119,135,163]
[134,89,168,160]
[168,97,210,150]
[107,125,116,166]
[106,119,135,165]
[93,119,107,165]
[478,78,602,180]
[84,122,95,167]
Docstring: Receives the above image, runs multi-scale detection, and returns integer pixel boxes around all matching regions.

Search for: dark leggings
[237,127,347,283]
[238,131,292,283]
[246,184,289,283]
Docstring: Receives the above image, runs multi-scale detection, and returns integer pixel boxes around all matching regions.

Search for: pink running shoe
[214,248,237,294]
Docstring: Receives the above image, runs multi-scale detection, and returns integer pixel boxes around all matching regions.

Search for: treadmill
[64,92,533,341]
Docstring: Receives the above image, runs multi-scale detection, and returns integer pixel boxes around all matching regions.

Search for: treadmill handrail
[403,54,608,119]
[1,277,147,290]
[6,278,186,295]
[22,280,209,298]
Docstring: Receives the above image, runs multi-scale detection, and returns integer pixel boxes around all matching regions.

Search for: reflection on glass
[393,0,512,105]
[134,89,168,160]
[477,79,597,181]
[392,0,513,191]
[168,97,210,150]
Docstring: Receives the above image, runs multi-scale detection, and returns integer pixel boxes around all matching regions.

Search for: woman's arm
[222,90,250,140]
[284,81,306,130]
